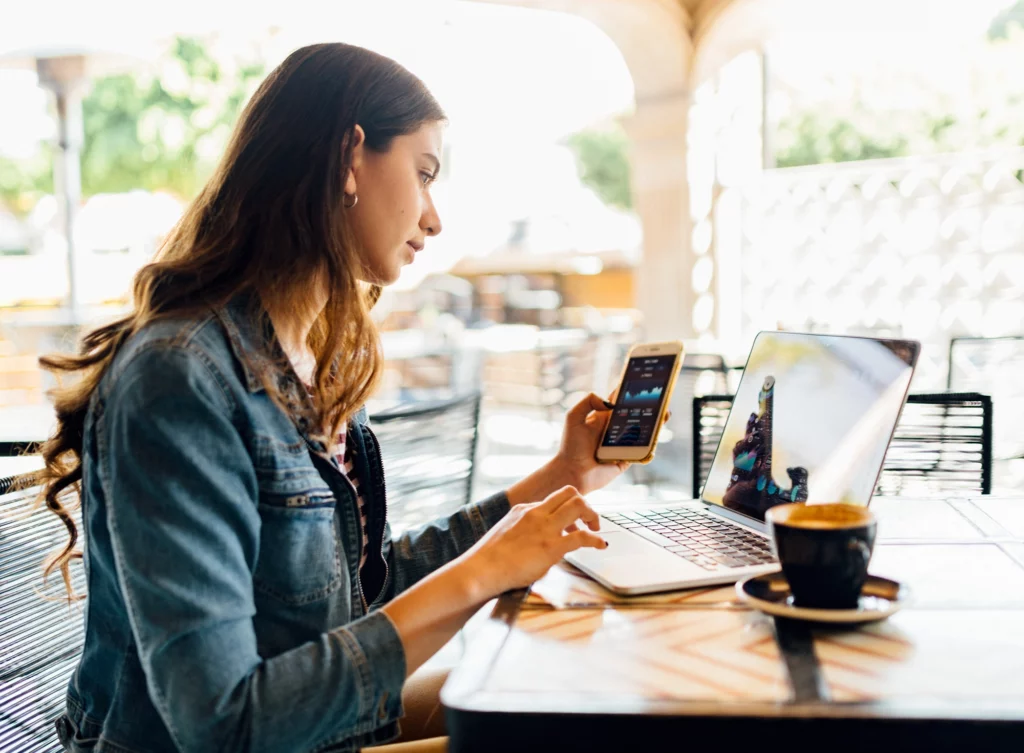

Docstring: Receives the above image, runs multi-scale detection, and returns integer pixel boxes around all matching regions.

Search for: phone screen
[602,354,678,447]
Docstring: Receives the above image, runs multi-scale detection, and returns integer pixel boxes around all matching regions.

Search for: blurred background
[2,0,1023,500]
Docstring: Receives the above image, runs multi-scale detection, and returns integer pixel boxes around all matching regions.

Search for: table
[442,496,1024,752]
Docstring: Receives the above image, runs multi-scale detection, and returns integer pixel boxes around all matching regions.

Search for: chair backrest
[878,392,992,497]
[368,392,482,536]
[0,478,85,753]
[692,392,993,499]
[691,394,735,499]
[948,336,1024,491]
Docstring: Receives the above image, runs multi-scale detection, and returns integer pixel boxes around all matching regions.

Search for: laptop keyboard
[602,508,776,572]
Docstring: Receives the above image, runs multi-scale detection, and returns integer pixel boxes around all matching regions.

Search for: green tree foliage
[81,37,264,198]
[774,111,909,168]
[988,0,1024,40]
[0,148,52,215]
[0,36,263,214]
[566,125,633,209]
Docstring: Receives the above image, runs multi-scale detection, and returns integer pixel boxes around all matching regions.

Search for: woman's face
[345,122,444,285]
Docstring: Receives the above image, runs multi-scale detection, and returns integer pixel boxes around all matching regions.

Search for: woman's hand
[553,392,629,495]
[384,487,606,674]
[505,392,670,507]
[460,486,607,596]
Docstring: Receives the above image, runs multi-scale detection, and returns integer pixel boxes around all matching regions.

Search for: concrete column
[37,55,89,322]
[622,92,695,341]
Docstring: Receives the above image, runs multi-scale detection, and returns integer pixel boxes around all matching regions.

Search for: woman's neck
[265,295,325,386]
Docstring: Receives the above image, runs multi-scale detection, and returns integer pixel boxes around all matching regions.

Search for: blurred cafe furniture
[368,392,482,536]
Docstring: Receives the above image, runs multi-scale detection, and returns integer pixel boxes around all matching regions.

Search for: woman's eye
[420,171,436,186]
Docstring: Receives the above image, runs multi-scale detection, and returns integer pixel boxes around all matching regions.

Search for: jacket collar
[216,291,280,395]
[214,292,328,447]
[214,292,368,442]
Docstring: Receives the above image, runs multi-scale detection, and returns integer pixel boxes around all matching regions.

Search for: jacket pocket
[252,434,343,604]
[253,502,343,604]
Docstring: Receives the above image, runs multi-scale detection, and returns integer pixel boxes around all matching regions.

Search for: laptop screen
[702,332,919,522]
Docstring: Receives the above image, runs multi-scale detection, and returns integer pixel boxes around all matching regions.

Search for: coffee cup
[765,503,877,609]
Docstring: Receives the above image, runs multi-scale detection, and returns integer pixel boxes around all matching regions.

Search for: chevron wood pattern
[484,606,789,702]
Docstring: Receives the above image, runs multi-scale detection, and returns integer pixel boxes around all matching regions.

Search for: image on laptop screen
[702,332,919,522]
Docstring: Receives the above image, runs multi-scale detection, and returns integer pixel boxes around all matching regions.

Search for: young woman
[37,43,627,753]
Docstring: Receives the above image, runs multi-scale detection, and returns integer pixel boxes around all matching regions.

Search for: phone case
[596,343,685,464]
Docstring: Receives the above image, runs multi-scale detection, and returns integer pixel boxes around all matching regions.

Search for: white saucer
[736,570,910,624]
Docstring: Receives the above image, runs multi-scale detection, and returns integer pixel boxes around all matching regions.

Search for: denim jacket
[57,295,510,753]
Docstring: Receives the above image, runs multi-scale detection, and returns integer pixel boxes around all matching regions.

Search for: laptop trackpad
[590,530,667,556]
[567,531,706,589]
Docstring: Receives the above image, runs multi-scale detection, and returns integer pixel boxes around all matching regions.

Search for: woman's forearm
[506,459,576,507]
[380,556,489,677]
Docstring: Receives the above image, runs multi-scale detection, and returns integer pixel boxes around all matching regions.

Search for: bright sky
[4,0,1021,154]
[0,0,635,158]
[767,0,1017,90]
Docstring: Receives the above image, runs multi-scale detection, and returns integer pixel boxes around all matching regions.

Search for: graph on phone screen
[602,355,676,447]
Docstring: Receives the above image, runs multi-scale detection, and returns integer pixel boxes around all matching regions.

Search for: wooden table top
[442,495,1024,752]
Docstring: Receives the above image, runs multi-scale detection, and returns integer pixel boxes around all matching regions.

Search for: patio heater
[1,46,140,323]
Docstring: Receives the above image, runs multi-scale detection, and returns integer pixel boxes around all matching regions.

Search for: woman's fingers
[566,392,613,426]
[538,485,579,512]
[550,494,600,532]
[559,529,607,555]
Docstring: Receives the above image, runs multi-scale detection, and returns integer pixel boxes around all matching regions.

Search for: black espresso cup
[766,503,877,609]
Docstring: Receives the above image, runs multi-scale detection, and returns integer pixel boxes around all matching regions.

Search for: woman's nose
[422,199,442,237]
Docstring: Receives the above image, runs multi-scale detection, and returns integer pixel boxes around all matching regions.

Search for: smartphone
[595,341,684,464]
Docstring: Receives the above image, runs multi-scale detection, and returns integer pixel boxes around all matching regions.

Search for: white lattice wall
[734,149,1024,388]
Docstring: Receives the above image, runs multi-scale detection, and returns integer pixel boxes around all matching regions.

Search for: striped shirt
[332,424,370,571]
[295,361,370,573]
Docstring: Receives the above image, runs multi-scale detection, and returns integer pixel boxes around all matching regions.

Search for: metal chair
[368,392,482,536]
[948,336,1024,492]
[0,477,84,753]
[693,392,993,499]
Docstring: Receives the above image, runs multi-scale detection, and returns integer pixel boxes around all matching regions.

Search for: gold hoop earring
[343,193,358,209]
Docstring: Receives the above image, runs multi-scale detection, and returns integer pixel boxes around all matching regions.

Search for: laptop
[565,331,920,595]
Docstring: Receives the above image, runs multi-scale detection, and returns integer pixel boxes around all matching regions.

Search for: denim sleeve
[381,491,510,599]
[99,344,405,753]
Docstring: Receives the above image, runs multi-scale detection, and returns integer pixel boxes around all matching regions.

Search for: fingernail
[603,400,614,409]
[602,539,609,548]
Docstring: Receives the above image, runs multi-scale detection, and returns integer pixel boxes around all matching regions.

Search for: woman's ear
[344,124,366,196]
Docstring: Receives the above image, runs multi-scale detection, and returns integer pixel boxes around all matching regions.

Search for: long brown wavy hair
[34,43,446,599]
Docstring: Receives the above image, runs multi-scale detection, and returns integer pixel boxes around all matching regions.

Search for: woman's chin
[380,266,404,286]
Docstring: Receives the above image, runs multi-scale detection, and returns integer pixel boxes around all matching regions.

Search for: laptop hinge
[704,502,770,535]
